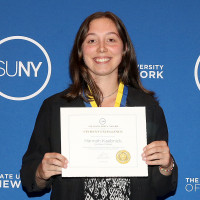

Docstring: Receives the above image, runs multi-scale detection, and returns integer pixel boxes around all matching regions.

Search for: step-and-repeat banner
[0,1,200,199]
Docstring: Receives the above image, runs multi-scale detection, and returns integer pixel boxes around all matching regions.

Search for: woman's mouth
[93,57,111,64]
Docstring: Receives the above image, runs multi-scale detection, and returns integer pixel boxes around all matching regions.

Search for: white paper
[60,107,148,177]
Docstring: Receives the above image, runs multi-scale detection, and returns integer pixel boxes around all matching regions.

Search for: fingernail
[64,164,68,168]
[143,157,146,161]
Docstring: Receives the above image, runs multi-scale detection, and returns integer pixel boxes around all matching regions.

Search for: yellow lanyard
[89,82,125,107]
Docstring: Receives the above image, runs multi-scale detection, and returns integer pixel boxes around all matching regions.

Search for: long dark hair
[65,11,155,106]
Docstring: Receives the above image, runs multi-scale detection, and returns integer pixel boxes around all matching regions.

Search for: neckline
[87,82,128,107]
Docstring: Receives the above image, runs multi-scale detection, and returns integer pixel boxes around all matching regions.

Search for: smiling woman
[66,12,156,107]
[82,17,124,107]
[82,18,124,78]
[20,11,178,200]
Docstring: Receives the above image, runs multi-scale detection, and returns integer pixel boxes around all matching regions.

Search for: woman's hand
[142,141,173,175]
[35,153,68,188]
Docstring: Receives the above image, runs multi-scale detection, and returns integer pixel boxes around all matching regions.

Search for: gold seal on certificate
[116,150,131,164]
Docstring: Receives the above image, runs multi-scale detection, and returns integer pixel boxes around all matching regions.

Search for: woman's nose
[97,41,108,53]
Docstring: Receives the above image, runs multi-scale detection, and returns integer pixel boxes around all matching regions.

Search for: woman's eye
[88,39,96,44]
[107,38,116,43]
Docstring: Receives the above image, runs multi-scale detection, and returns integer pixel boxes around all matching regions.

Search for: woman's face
[82,17,124,79]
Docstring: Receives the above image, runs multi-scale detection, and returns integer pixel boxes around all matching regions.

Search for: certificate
[60,107,148,177]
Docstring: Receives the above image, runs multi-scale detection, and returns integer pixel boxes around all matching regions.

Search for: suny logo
[194,56,200,91]
[0,36,51,100]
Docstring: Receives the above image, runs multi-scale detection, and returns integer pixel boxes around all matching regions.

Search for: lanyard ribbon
[84,82,128,107]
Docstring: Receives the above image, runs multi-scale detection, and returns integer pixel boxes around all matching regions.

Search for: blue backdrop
[0,0,200,199]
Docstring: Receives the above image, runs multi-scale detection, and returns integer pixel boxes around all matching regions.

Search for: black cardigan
[20,87,178,200]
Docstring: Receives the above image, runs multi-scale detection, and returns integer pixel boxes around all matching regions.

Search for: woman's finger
[44,153,68,164]
[143,141,167,151]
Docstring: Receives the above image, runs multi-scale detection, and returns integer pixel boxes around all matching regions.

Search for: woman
[20,12,178,199]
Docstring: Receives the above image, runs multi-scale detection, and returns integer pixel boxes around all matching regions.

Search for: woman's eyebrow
[86,32,120,37]
[106,32,120,37]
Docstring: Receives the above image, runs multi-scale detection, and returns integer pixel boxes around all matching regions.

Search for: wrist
[159,157,174,173]
[35,169,48,189]
[36,164,48,181]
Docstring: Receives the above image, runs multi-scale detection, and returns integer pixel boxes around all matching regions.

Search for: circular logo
[99,118,106,125]
[116,150,131,164]
[194,56,200,91]
[0,36,51,100]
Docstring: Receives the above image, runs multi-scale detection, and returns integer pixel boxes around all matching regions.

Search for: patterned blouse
[84,178,131,200]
